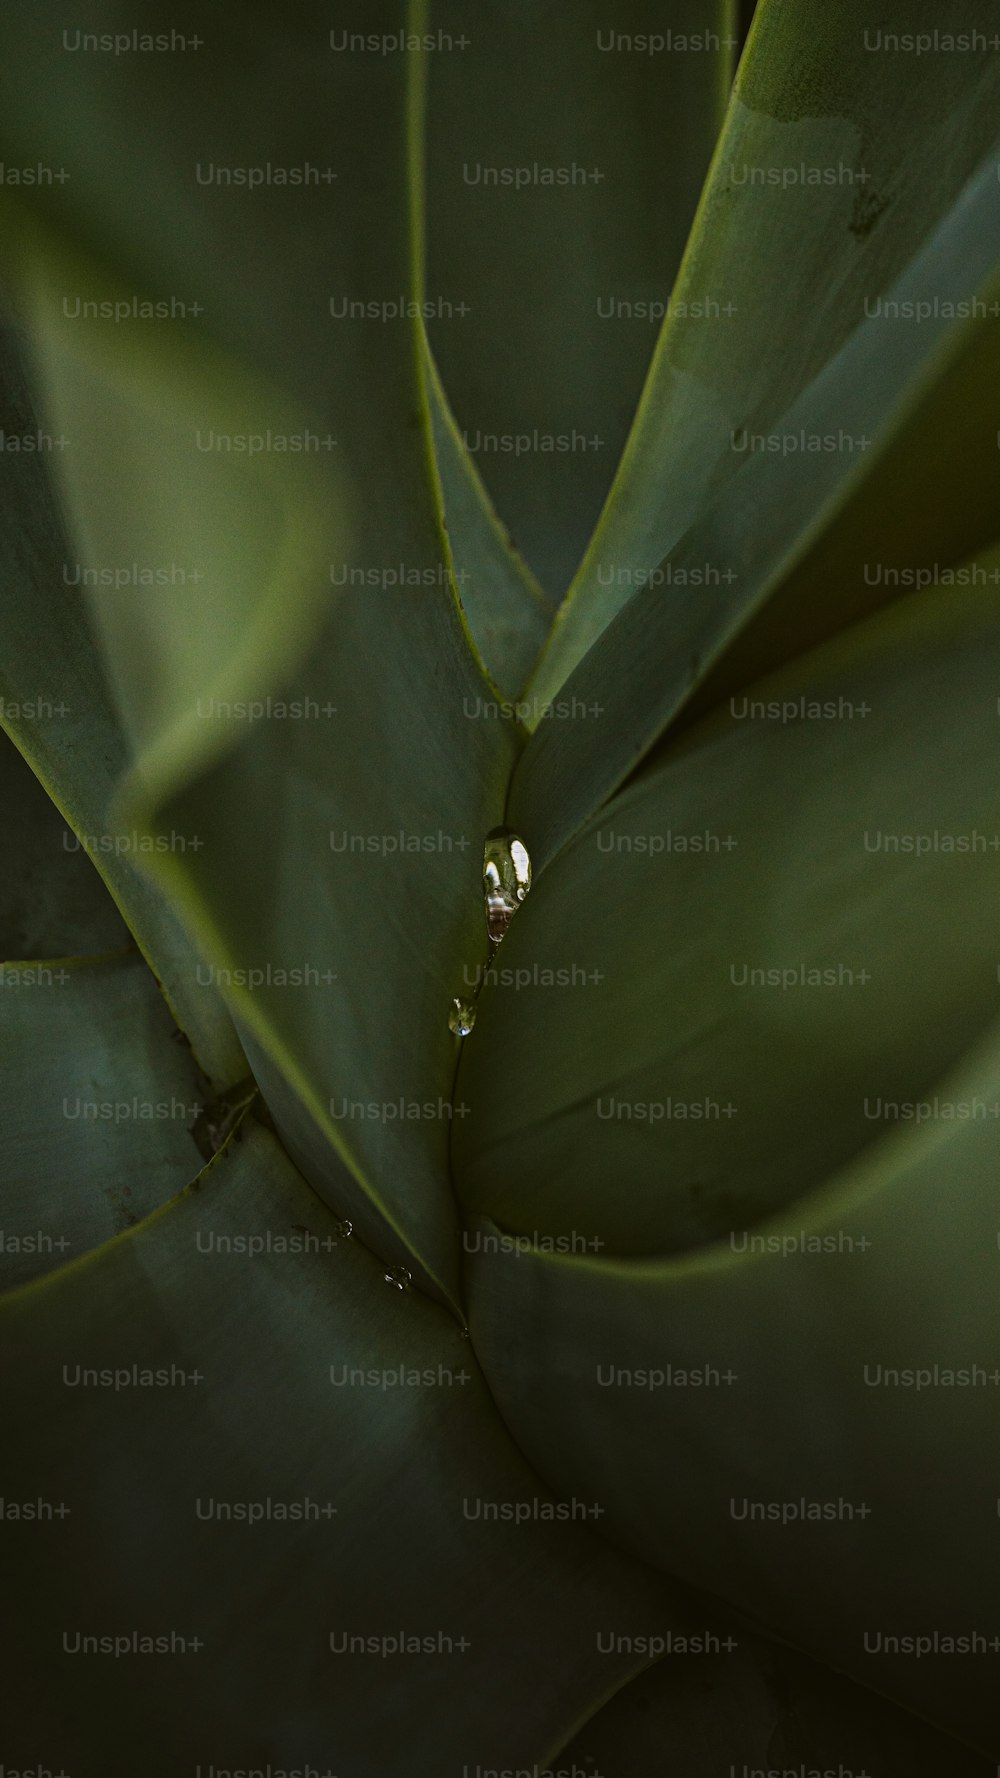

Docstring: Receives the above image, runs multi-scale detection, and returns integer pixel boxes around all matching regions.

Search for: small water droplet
[332,1218,353,1240]
[385,1265,412,1291]
[483,828,531,946]
[448,997,476,1037]
[459,1325,471,1340]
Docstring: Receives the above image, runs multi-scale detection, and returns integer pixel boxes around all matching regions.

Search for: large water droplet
[448,997,476,1037]
[332,1218,353,1240]
[483,828,531,947]
[384,1265,412,1291]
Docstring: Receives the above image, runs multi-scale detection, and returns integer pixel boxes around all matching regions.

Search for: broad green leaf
[0,1118,675,1775]
[1,3,520,1308]
[0,316,244,1085]
[456,570,1000,1252]
[16,257,339,793]
[560,1619,993,1775]
[512,154,1000,861]
[0,727,126,957]
[424,337,553,698]
[423,0,737,595]
[528,0,1000,702]
[140,579,515,1308]
[465,1012,1000,1753]
[0,951,204,1289]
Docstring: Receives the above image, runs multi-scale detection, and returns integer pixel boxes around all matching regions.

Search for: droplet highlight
[448,997,476,1037]
[483,828,531,947]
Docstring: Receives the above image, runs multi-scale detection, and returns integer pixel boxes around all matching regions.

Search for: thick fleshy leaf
[465,1009,1000,1753]
[425,339,552,698]
[144,586,515,1309]
[423,0,736,594]
[0,317,243,1085]
[513,153,1000,859]
[3,3,519,1308]
[0,727,126,958]
[0,951,204,1289]
[456,572,1000,1252]
[528,0,1000,700]
[16,257,340,793]
[560,1623,993,1776]
[0,1117,680,1775]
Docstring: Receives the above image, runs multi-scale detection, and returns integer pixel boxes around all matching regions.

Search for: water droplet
[483,828,531,946]
[332,1218,353,1240]
[448,997,476,1037]
[459,1325,471,1341]
[384,1265,412,1291]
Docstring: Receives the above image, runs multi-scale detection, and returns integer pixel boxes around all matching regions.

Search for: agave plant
[3,0,1000,1771]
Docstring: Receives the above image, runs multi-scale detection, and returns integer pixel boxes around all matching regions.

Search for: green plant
[2,2,999,1772]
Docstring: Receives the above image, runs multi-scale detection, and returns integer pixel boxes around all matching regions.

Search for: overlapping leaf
[465,1009,1000,1752]
[528,0,1000,705]
[512,150,1000,861]
[0,1118,676,1777]
[423,0,737,595]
